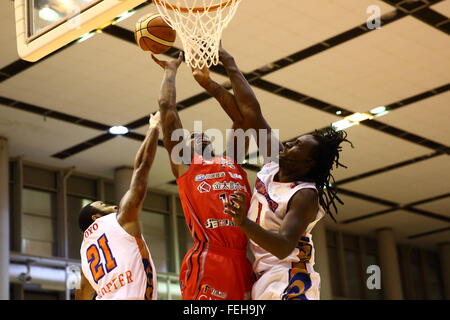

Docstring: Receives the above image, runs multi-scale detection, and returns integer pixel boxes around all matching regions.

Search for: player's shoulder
[290,181,317,192]
[81,213,113,241]
[257,161,278,177]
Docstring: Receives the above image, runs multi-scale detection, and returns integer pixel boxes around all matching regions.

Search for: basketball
[135,13,176,54]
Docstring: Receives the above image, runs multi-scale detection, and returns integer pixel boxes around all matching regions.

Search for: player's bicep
[160,109,189,177]
[161,109,183,145]
[214,86,245,124]
[225,123,250,163]
[161,111,183,151]
[247,115,283,163]
[118,165,149,219]
[279,189,318,244]
[119,183,145,219]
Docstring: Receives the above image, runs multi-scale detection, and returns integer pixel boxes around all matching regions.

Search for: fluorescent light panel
[332,119,356,131]
[109,126,129,135]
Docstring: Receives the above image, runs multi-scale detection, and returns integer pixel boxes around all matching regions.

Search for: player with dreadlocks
[191,45,352,300]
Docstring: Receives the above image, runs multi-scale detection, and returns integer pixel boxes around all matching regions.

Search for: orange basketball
[135,13,176,54]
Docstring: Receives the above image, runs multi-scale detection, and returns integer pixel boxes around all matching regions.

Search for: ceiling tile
[431,1,450,17]
[415,197,450,218]
[334,194,390,222]
[380,91,450,147]
[118,0,394,72]
[264,17,450,112]
[407,230,450,248]
[0,33,209,125]
[342,155,450,204]
[0,102,100,167]
[67,136,172,183]
[333,124,431,181]
[334,210,448,240]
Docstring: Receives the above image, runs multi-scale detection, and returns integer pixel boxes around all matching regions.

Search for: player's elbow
[158,98,173,111]
[274,249,292,260]
[135,163,150,177]
[273,240,297,260]
[131,167,150,192]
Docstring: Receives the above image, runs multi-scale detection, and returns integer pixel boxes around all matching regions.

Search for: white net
[153,0,242,69]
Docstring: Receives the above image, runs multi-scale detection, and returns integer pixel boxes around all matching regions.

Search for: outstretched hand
[218,42,233,64]
[149,111,161,129]
[224,191,249,227]
[191,66,211,87]
[151,51,184,70]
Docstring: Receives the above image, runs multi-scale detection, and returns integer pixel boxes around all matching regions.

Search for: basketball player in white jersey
[75,113,161,300]
[192,46,351,300]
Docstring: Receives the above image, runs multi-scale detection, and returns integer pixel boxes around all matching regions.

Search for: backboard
[15,0,146,62]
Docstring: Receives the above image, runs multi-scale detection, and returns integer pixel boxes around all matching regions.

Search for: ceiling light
[370,106,390,118]
[370,106,386,115]
[332,119,356,131]
[109,126,129,135]
[39,7,61,22]
[336,110,342,115]
[373,110,390,118]
[347,112,373,122]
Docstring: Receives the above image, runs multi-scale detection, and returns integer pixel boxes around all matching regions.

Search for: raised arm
[226,190,318,260]
[219,46,283,161]
[192,67,249,162]
[192,67,244,125]
[116,113,160,237]
[152,53,189,178]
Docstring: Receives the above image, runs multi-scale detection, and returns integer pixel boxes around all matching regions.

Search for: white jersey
[248,161,324,300]
[80,213,157,300]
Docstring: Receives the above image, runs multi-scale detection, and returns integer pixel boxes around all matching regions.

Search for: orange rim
[153,0,235,13]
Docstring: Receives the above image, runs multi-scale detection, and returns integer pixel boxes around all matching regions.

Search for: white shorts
[252,265,321,300]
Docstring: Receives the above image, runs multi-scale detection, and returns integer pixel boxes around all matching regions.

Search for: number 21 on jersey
[86,234,117,283]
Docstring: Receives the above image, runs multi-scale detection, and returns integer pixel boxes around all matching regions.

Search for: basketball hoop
[153,0,242,69]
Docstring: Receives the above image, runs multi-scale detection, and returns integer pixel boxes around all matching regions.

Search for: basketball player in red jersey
[192,46,351,300]
[151,52,254,300]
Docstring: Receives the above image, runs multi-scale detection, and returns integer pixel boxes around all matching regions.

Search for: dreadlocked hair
[308,126,353,222]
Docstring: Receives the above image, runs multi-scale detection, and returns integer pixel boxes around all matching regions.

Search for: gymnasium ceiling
[0,0,449,248]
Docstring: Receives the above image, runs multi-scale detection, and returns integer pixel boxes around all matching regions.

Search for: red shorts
[180,244,255,300]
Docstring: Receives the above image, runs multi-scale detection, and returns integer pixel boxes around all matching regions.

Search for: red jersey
[176,153,255,300]
[177,153,251,250]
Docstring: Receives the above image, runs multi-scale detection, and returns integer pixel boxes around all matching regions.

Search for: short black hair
[79,202,102,232]
[309,127,353,221]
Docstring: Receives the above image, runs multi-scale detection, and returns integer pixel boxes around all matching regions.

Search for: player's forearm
[133,129,151,169]
[221,56,261,112]
[239,218,296,260]
[202,79,244,124]
[158,68,178,112]
[135,126,159,172]
[119,131,158,223]
[75,289,93,300]
[74,288,83,300]
[75,283,95,300]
